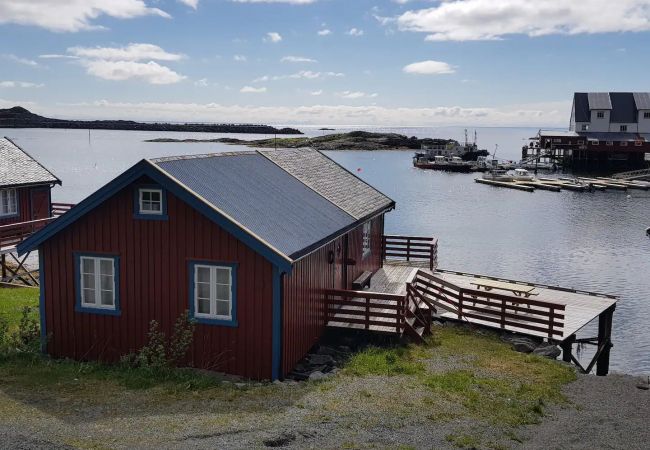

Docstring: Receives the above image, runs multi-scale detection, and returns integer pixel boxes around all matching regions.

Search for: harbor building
[524,92,650,171]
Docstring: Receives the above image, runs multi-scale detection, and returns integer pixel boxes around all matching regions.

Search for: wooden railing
[382,235,438,270]
[51,202,75,217]
[0,217,55,249]
[413,270,565,338]
[325,289,406,334]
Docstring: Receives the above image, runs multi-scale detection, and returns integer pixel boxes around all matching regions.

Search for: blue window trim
[271,267,283,380]
[0,187,20,220]
[188,260,238,327]
[133,184,168,220]
[74,252,121,316]
[38,246,47,353]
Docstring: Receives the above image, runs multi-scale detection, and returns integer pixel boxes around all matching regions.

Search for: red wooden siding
[0,186,48,226]
[281,214,384,376]
[41,176,274,380]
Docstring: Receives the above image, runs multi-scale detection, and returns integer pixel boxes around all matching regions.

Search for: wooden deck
[432,270,617,341]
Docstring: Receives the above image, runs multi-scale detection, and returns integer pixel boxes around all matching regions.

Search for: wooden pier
[326,239,619,375]
[476,175,650,193]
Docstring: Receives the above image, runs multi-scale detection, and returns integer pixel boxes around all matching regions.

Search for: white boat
[483,168,535,182]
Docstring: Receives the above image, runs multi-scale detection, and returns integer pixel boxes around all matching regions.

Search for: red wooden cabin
[19,149,396,380]
[0,137,60,228]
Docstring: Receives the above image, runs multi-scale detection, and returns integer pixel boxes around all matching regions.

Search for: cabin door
[332,238,345,290]
[30,188,50,220]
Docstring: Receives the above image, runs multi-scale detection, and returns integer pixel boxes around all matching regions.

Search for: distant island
[0,106,302,135]
[146,131,490,158]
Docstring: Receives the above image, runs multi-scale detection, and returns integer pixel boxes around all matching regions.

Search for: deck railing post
[365,296,370,330]
[596,305,615,376]
[548,307,555,338]
[458,289,463,320]
[500,298,506,329]
[406,237,411,262]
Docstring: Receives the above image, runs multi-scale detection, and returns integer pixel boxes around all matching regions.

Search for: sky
[1,0,650,127]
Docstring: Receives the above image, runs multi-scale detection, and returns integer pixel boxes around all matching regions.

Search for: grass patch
[446,433,481,449]
[0,287,39,331]
[343,345,425,377]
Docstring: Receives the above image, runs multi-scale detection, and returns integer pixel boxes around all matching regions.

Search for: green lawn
[0,287,39,331]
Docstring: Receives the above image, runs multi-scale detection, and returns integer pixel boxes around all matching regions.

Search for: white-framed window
[592,140,600,145]
[581,124,588,131]
[597,111,605,119]
[644,112,650,119]
[362,221,371,258]
[620,125,628,132]
[0,188,18,217]
[78,255,118,311]
[606,141,614,146]
[138,188,163,215]
[193,264,234,322]
[577,140,585,145]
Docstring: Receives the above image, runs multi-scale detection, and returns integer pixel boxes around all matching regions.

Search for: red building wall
[280,214,384,376]
[0,186,44,226]
[41,177,274,380]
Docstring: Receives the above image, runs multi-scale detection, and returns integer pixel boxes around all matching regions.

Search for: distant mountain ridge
[0,106,302,135]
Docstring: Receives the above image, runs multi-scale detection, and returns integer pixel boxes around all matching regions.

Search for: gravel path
[519,373,650,449]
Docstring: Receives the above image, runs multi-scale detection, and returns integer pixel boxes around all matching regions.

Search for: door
[30,188,50,220]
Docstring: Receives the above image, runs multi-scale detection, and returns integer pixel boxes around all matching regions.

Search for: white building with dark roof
[570,92,650,134]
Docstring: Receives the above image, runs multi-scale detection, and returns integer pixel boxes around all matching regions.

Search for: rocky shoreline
[0,106,302,135]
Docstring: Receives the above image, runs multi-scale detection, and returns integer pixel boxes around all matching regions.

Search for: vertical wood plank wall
[0,186,43,226]
[281,214,384,376]
[41,176,274,380]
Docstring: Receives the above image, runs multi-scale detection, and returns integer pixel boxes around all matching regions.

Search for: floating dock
[476,176,650,193]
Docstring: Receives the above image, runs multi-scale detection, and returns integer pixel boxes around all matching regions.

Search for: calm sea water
[6,128,650,376]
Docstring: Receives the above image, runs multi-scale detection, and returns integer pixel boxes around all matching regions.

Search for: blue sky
[2,0,650,126]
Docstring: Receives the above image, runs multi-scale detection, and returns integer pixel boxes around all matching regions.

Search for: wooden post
[1,254,6,280]
[596,305,615,376]
[548,307,555,338]
[561,334,576,363]
[365,296,370,330]
[406,237,411,262]
[458,289,463,320]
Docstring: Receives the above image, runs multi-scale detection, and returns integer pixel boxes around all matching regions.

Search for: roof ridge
[1,136,61,186]
[150,150,258,163]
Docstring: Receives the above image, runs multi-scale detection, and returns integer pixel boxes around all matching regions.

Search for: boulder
[511,338,538,353]
[307,354,335,366]
[309,371,328,381]
[532,344,561,359]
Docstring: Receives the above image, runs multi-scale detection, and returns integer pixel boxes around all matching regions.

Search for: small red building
[19,149,395,380]
[0,137,60,227]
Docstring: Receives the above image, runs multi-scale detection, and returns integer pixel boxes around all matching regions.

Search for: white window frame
[0,188,18,217]
[193,264,233,321]
[362,221,372,259]
[606,141,614,146]
[592,140,600,146]
[79,256,117,310]
[138,188,163,215]
[581,124,588,131]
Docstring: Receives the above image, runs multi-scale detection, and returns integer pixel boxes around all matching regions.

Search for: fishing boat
[412,154,473,173]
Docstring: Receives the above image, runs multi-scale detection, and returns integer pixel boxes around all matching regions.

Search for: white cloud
[39,54,80,60]
[337,91,378,99]
[178,0,199,9]
[396,0,650,41]
[403,60,456,75]
[0,81,44,88]
[82,60,186,84]
[281,55,317,63]
[0,0,170,32]
[46,99,571,127]
[2,54,41,67]
[253,70,344,82]
[194,78,209,87]
[347,27,364,36]
[317,28,331,36]
[264,32,283,43]
[240,85,267,93]
[233,54,247,62]
[68,43,183,61]
[232,0,317,3]
[310,90,323,96]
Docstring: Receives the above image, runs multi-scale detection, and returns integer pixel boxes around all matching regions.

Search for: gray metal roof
[609,93,637,123]
[153,152,357,260]
[573,93,590,122]
[578,132,640,142]
[260,149,394,220]
[587,92,612,110]
[0,137,60,188]
[633,92,650,110]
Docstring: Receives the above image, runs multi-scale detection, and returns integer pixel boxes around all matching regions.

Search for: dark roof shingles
[0,137,60,188]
